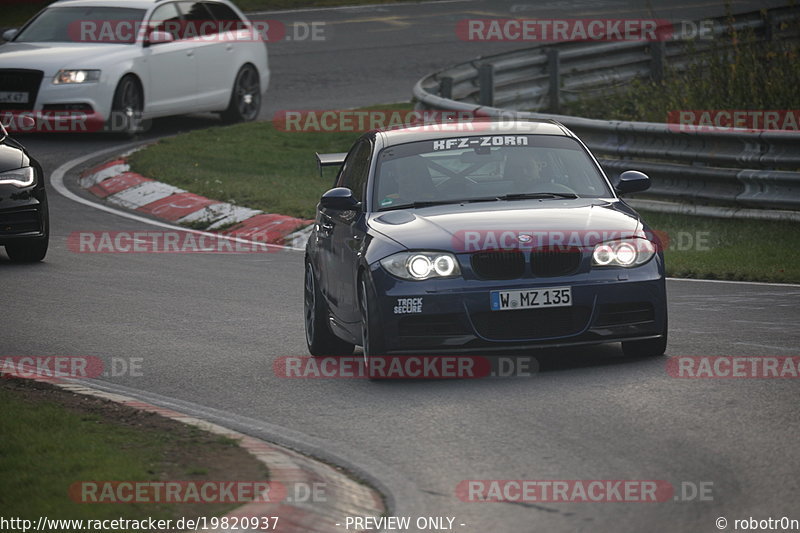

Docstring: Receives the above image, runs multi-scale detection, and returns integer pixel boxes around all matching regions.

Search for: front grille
[471,251,525,280]
[530,246,582,277]
[0,69,44,111]
[471,306,591,340]
[398,314,466,337]
[0,209,41,235]
[595,302,655,327]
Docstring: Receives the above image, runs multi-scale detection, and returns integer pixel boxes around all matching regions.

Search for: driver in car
[504,150,548,194]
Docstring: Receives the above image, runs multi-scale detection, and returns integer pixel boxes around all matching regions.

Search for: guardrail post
[650,40,666,82]
[478,64,494,106]
[439,76,453,99]
[546,48,560,113]
[763,12,775,41]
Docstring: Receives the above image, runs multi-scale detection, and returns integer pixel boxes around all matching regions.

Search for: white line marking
[732,320,794,326]
[49,144,303,252]
[667,277,798,288]
[733,342,798,353]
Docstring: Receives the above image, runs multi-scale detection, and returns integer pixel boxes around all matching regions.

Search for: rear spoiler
[315,152,347,182]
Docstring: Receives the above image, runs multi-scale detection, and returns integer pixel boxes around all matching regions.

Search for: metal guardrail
[413,6,800,217]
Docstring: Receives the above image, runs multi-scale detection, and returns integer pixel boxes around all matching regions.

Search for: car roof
[377,119,573,147]
[50,0,160,8]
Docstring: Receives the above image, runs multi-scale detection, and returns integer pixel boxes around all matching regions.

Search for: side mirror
[2,29,18,42]
[320,187,360,210]
[146,30,174,45]
[612,170,651,195]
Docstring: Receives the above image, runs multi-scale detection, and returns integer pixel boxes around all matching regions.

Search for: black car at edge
[0,120,49,262]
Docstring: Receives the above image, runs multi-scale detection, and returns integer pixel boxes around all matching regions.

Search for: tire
[304,261,354,357]
[221,64,261,123]
[5,192,48,263]
[110,75,148,137]
[5,236,48,262]
[359,274,387,380]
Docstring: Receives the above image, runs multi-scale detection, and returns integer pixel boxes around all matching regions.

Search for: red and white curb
[7,370,385,532]
[79,158,314,249]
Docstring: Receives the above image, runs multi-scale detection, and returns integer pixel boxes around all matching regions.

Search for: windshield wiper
[497,192,579,200]
[378,197,499,211]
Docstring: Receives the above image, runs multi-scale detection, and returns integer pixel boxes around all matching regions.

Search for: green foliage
[564,26,800,122]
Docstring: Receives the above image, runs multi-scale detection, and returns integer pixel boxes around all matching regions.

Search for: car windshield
[14,7,147,44]
[373,135,613,211]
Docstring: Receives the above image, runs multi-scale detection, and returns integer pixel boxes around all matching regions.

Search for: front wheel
[110,75,149,137]
[304,262,354,356]
[5,236,48,262]
[221,65,261,123]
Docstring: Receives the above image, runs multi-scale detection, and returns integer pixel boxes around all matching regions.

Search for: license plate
[490,286,572,311]
[0,92,29,104]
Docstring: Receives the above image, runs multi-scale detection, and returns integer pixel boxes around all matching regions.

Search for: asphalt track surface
[3,1,798,532]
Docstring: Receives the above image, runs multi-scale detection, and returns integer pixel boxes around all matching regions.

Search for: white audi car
[0,0,270,134]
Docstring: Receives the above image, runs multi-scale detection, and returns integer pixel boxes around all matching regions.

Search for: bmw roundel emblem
[518,234,532,243]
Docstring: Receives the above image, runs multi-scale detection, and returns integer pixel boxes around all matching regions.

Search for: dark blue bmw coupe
[304,120,667,368]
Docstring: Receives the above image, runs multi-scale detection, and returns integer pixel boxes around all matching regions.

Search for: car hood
[0,42,130,76]
[368,198,643,251]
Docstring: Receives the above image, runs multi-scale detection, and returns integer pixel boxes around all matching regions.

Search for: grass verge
[128,121,357,219]
[127,104,413,219]
[640,210,799,283]
[0,378,268,524]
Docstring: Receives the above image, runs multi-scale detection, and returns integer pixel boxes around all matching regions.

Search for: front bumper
[1,72,110,134]
[369,258,667,354]
[0,182,47,244]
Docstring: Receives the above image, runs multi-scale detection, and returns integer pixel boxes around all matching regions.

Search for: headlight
[53,69,101,84]
[592,238,655,267]
[380,251,461,280]
[0,167,35,188]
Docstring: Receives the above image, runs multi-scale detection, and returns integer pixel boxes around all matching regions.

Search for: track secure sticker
[432,136,529,150]
[394,297,423,314]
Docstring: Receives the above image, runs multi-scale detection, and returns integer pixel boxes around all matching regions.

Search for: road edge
[6,371,385,532]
